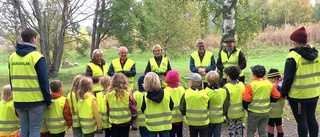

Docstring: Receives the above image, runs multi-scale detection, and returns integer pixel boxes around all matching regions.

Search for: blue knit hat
[138,74,145,92]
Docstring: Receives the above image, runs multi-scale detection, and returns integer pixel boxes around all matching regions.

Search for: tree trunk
[33,0,51,70]
[50,0,70,77]
[96,0,106,49]
[220,0,237,50]
[13,0,26,29]
[91,0,100,57]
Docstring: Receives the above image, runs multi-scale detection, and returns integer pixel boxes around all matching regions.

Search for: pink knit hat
[290,26,308,43]
[165,70,180,88]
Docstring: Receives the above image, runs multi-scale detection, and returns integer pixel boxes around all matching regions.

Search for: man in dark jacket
[9,28,51,137]
[216,37,246,87]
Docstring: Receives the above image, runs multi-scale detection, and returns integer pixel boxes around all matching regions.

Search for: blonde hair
[71,75,84,92]
[206,71,220,85]
[1,84,12,102]
[144,72,162,92]
[77,77,93,99]
[100,76,111,94]
[108,73,130,100]
[152,44,162,50]
[91,49,103,59]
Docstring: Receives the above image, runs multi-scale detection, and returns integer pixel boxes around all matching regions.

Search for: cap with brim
[224,37,235,43]
[188,73,202,82]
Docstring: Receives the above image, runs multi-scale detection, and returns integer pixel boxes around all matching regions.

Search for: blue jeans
[139,126,149,137]
[17,104,45,137]
[148,130,170,137]
[207,123,222,137]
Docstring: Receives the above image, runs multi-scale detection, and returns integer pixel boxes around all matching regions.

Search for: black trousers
[170,124,183,137]
[111,125,130,137]
[289,100,318,137]
[51,131,65,137]
[189,125,208,137]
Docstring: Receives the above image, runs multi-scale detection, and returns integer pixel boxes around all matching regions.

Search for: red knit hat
[165,70,180,88]
[290,27,307,43]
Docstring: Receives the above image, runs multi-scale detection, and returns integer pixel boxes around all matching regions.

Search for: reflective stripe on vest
[111,58,135,90]
[9,51,44,102]
[144,91,172,132]
[44,96,67,134]
[248,80,273,113]
[224,82,245,119]
[78,94,97,134]
[164,86,185,123]
[87,62,108,92]
[67,92,80,127]
[96,92,111,128]
[0,101,19,136]
[108,90,131,124]
[150,57,169,87]
[133,91,146,126]
[220,49,244,78]
[287,51,320,99]
[191,51,213,82]
[269,98,285,118]
[206,87,226,123]
[185,88,209,126]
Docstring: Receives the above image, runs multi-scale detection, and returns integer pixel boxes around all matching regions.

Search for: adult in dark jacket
[216,37,246,87]
[281,26,319,137]
[9,28,51,137]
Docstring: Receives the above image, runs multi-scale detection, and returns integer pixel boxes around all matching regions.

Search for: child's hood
[146,89,164,103]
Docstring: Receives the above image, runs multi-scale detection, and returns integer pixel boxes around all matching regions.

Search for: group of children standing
[0,64,285,137]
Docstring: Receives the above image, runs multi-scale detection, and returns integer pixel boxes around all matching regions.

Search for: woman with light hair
[141,72,174,136]
[144,44,172,88]
[85,49,109,96]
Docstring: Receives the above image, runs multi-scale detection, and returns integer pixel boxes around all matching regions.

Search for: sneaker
[95,129,103,134]
[131,123,138,130]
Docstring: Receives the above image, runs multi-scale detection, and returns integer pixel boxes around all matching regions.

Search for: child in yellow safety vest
[77,77,103,137]
[180,73,209,137]
[67,75,84,137]
[45,80,72,137]
[223,66,245,137]
[98,76,112,137]
[107,73,137,137]
[164,70,185,137]
[141,72,173,137]
[205,71,227,137]
[243,65,281,137]
[0,84,19,137]
[267,69,284,137]
[133,74,149,137]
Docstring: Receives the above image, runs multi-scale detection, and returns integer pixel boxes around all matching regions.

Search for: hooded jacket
[282,46,319,103]
[141,89,174,113]
[9,42,51,109]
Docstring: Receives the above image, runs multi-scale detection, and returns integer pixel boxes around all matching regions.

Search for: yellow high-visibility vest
[220,49,244,78]
[248,80,273,113]
[0,101,19,136]
[164,86,185,123]
[270,98,285,118]
[224,82,245,119]
[206,87,226,123]
[191,51,213,82]
[87,62,109,92]
[78,94,97,134]
[107,90,131,124]
[144,91,172,131]
[185,88,209,126]
[44,96,67,134]
[96,92,111,128]
[133,91,146,126]
[287,51,320,99]
[67,91,80,127]
[150,57,168,87]
[9,51,44,102]
[111,58,135,90]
